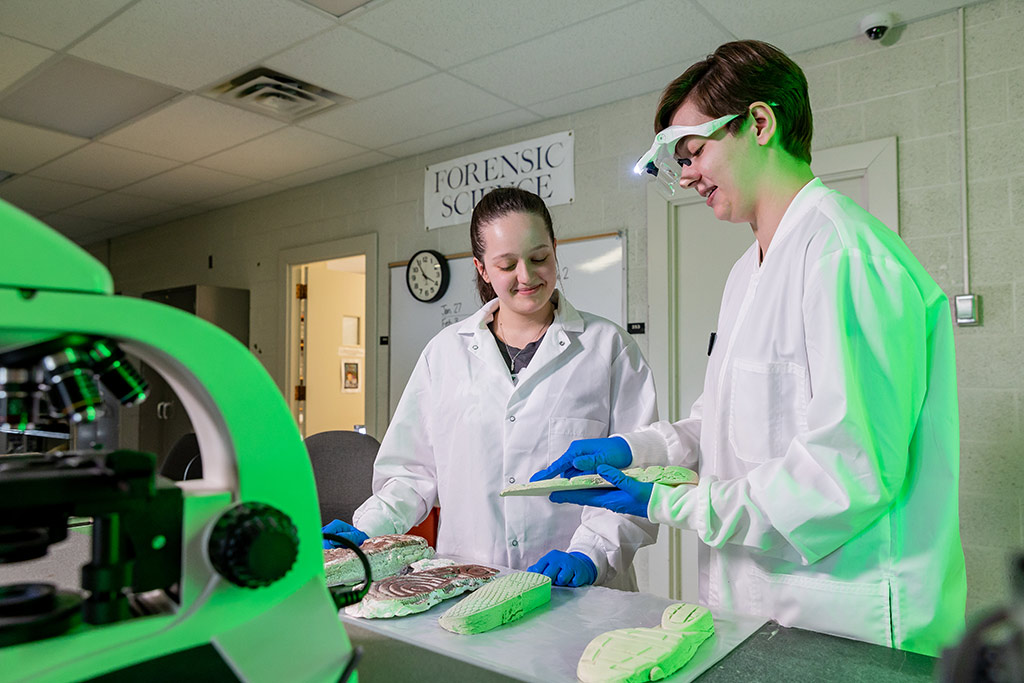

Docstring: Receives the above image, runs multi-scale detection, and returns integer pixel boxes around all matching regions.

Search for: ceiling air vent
[207,67,348,122]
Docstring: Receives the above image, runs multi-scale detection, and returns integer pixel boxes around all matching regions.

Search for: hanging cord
[957,7,971,293]
[323,532,372,607]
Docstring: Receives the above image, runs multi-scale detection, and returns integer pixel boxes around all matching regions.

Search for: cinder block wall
[93,0,1024,620]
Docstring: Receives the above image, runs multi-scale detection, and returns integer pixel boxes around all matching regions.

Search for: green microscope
[0,200,358,681]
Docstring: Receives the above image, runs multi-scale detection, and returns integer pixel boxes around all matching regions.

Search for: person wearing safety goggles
[533,39,965,657]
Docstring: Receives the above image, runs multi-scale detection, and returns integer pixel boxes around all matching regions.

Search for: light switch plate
[954,294,981,326]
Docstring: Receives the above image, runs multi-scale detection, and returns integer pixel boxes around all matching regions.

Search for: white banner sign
[424,130,574,230]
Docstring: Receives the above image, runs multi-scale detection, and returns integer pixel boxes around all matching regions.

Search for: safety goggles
[633,113,740,196]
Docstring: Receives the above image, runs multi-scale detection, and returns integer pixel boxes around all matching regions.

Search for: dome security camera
[860,12,895,41]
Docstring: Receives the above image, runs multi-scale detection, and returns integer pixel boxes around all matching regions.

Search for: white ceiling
[0,0,982,245]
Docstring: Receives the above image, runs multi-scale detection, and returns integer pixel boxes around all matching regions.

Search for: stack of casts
[323,533,433,585]
[345,560,500,619]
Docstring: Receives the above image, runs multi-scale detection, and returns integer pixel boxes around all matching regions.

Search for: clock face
[406,250,449,303]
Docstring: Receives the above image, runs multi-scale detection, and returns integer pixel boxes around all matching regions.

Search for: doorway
[640,137,899,600]
[280,234,378,440]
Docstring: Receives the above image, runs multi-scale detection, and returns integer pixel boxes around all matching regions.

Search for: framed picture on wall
[342,359,361,392]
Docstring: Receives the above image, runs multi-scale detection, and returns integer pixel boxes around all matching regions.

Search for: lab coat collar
[456,290,581,385]
[455,289,583,337]
[761,177,828,265]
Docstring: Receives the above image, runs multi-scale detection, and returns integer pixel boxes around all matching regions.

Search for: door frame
[644,136,898,598]
[279,233,379,439]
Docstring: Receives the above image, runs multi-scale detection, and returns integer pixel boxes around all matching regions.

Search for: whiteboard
[388,233,624,418]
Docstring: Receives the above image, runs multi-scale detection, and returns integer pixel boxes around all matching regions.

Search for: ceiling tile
[528,62,684,120]
[0,36,54,92]
[122,165,258,204]
[379,109,543,158]
[62,192,179,224]
[195,126,368,181]
[43,212,119,241]
[196,182,287,209]
[0,118,88,173]
[0,57,180,138]
[0,0,131,50]
[700,0,878,40]
[69,0,336,90]
[350,0,637,68]
[0,175,104,213]
[273,151,394,189]
[31,142,181,190]
[266,26,435,100]
[101,96,286,162]
[300,73,515,148]
[130,205,211,230]
[76,223,148,245]
[451,0,730,107]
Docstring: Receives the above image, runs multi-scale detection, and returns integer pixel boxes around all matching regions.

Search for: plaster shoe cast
[323,534,434,586]
[345,563,499,619]
[500,465,698,497]
[438,571,552,635]
[576,603,715,683]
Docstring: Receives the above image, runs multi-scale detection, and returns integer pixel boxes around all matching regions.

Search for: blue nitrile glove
[549,465,654,518]
[530,436,633,482]
[527,549,598,587]
[321,519,369,549]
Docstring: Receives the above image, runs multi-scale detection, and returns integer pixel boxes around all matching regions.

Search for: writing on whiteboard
[441,302,468,329]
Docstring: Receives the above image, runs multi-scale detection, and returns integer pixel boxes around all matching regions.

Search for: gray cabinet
[138,285,249,471]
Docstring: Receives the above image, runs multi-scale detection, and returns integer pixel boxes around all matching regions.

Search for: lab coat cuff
[647,482,698,532]
[351,507,401,538]
[568,535,612,584]
[619,428,670,468]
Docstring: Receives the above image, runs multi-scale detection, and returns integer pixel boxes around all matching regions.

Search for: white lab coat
[625,179,965,655]
[354,293,659,589]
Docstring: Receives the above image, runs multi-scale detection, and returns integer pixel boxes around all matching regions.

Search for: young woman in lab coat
[323,187,658,589]
[534,40,966,653]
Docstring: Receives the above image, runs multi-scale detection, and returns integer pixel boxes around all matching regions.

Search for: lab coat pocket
[748,565,893,648]
[729,360,808,464]
[548,416,608,461]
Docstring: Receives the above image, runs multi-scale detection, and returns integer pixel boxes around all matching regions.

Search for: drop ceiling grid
[0,175,104,213]
[526,61,685,121]
[271,151,394,190]
[194,126,370,181]
[348,0,639,69]
[264,25,436,100]
[450,0,732,108]
[120,164,260,204]
[0,36,54,91]
[31,142,181,190]
[696,0,881,40]
[299,72,518,149]
[377,108,543,159]
[62,191,179,224]
[67,0,337,91]
[98,96,288,163]
[0,118,87,173]
[0,0,133,51]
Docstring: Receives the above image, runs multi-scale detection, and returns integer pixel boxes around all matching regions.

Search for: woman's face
[473,210,557,318]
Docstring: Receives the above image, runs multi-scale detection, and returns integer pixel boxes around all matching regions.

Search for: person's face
[670,100,758,224]
[473,210,557,318]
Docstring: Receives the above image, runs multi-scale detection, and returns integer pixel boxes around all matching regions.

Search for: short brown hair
[655,40,812,163]
[469,187,555,304]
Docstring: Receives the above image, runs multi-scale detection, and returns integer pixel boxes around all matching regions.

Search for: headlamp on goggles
[633,113,740,195]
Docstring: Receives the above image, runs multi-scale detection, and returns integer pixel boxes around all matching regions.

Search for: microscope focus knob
[207,503,299,589]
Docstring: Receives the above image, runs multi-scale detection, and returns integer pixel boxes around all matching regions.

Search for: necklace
[499,312,552,378]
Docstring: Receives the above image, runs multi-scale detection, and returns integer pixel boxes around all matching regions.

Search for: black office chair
[159,432,203,481]
[303,430,379,526]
